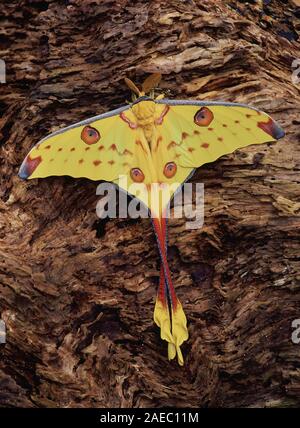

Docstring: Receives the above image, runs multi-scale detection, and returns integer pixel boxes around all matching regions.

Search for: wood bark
[0,0,300,408]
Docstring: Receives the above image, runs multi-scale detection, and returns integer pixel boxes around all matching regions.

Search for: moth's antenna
[124,77,141,97]
[142,73,161,94]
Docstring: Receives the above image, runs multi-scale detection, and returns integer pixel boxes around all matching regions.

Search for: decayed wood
[0,0,300,408]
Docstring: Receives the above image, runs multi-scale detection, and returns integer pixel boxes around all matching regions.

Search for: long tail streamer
[152,214,188,365]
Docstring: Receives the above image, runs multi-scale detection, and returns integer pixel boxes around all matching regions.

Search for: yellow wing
[150,99,284,366]
[19,106,138,181]
[18,105,159,209]
[153,100,284,178]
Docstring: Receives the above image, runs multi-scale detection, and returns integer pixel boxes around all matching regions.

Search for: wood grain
[0,0,299,408]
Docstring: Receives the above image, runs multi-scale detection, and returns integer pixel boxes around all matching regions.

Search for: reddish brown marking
[151,217,178,311]
[98,145,104,151]
[110,144,117,151]
[157,265,165,305]
[119,112,138,129]
[123,149,133,156]
[167,141,177,150]
[246,114,252,118]
[93,160,101,166]
[155,135,163,151]
[45,145,51,150]
[222,124,227,128]
[58,148,62,152]
[201,143,209,148]
[108,160,115,165]
[122,162,130,167]
[175,154,181,159]
[246,127,251,131]
[70,147,75,152]
[235,120,240,124]
[218,137,223,142]
[85,147,90,151]
[135,140,147,153]
[25,155,42,176]
[257,118,282,139]
[208,127,214,131]
[79,159,84,164]
[155,105,170,125]
[182,132,189,140]
[194,130,200,135]
[188,147,195,153]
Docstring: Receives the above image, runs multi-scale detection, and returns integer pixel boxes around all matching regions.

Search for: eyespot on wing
[194,107,214,127]
[163,162,177,178]
[130,167,145,183]
[81,126,101,145]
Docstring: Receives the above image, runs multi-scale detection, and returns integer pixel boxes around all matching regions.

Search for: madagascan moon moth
[19,74,284,365]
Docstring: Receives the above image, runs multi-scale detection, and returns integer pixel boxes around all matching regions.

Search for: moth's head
[124,73,162,102]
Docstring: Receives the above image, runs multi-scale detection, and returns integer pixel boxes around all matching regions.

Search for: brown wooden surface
[0,0,300,408]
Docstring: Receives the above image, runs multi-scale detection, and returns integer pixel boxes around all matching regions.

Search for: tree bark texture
[0,0,300,408]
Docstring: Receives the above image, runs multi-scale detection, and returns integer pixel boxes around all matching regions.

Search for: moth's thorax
[132,100,156,125]
[132,99,156,144]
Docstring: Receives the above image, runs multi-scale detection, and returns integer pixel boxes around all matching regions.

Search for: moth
[19,74,284,365]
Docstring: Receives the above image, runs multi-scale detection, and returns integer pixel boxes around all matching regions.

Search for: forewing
[19,105,140,182]
[154,99,284,169]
